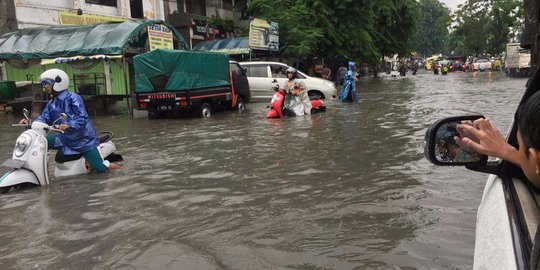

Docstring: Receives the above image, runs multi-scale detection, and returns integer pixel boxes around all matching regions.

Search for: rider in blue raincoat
[21,69,116,173]
[338,62,359,103]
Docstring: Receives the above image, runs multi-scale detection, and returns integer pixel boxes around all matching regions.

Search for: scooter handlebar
[11,124,29,127]
[48,125,64,133]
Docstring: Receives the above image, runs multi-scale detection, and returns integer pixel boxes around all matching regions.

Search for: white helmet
[40,68,69,92]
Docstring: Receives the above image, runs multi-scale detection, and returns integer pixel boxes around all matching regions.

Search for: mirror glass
[434,121,484,163]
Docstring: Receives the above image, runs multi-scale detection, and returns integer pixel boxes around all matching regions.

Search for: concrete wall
[205,0,234,20]
[0,0,18,33]
[12,0,166,28]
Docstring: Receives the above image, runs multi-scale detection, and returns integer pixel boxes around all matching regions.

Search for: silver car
[239,61,337,102]
[473,58,492,71]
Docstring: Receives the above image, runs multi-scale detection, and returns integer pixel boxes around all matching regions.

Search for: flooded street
[0,71,527,269]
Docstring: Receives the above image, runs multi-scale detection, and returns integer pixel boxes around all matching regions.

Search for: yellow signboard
[147,24,174,51]
[59,11,127,25]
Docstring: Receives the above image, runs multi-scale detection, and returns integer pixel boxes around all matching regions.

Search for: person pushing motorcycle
[20,68,119,173]
[283,67,311,116]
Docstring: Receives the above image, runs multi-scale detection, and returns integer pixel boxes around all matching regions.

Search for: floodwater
[0,71,527,269]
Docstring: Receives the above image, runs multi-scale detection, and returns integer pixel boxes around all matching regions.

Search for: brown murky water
[0,71,527,269]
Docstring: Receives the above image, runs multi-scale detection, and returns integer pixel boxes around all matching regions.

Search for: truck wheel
[236,98,246,111]
[200,103,212,118]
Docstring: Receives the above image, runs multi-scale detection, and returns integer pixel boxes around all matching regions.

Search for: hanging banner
[249,18,279,51]
[147,24,173,50]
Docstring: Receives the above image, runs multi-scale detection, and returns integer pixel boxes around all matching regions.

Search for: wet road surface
[0,71,528,269]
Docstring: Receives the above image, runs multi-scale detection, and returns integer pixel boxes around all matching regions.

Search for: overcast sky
[439,0,466,11]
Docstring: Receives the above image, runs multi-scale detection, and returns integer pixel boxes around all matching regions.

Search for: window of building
[86,0,117,7]
[130,0,144,18]
[186,0,206,16]
[222,0,233,10]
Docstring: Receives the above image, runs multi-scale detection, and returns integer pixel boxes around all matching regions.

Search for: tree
[247,0,324,57]
[246,0,418,64]
[446,0,524,56]
[411,0,451,56]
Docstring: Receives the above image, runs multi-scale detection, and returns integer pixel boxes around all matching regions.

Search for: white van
[239,61,337,102]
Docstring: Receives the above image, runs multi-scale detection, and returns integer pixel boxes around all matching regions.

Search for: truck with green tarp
[134,49,250,118]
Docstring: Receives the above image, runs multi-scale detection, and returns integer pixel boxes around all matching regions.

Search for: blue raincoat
[338,62,359,103]
[36,90,99,155]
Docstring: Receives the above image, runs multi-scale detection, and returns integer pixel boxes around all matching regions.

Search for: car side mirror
[424,115,488,166]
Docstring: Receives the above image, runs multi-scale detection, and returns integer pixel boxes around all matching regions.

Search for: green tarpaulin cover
[134,49,230,93]
[0,20,188,59]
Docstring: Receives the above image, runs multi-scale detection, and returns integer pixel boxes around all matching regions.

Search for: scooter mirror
[52,113,68,126]
[22,108,30,120]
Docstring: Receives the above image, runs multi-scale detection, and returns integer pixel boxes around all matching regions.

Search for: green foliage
[446,0,524,55]
[411,0,451,55]
[209,16,235,33]
[246,0,418,63]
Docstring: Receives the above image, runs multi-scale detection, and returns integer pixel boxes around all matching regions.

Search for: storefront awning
[0,20,189,60]
[193,37,249,55]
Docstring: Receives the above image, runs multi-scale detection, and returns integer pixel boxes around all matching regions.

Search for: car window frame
[269,64,288,79]
[230,62,244,76]
[244,64,269,78]
[295,71,307,79]
[498,67,540,269]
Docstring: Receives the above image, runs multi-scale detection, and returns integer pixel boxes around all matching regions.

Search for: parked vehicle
[239,61,337,102]
[0,109,121,191]
[505,43,531,77]
[472,58,492,72]
[135,49,250,118]
[424,74,540,269]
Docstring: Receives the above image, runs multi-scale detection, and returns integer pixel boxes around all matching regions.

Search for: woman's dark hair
[516,91,540,156]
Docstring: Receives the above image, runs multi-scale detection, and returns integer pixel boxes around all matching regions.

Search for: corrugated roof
[193,37,249,55]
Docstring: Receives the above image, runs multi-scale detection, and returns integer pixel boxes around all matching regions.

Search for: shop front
[0,20,189,115]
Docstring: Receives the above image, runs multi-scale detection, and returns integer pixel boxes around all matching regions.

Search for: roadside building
[165,0,243,49]
[0,0,166,83]
[0,1,189,115]
[0,0,245,115]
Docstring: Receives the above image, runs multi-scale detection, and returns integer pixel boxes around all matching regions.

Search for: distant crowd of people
[292,62,361,86]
